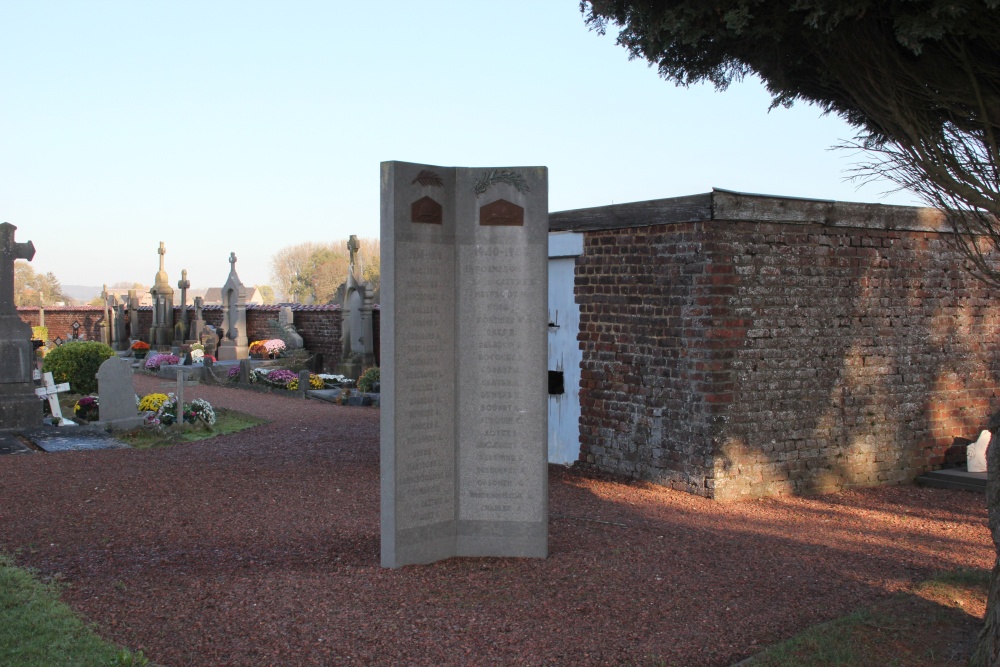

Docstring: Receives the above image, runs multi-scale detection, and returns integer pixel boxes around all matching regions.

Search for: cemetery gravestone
[100,285,111,346]
[175,269,191,343]
[95,357,138,424]
[380,161,548,568]
[127,289,139,341]
[149,242,175,347]
[192,296,207,345]
[278,306,304,350]
[337,235,377,379]
[35,372,73,426]
[0,222,42,429]
[217,252,249,361]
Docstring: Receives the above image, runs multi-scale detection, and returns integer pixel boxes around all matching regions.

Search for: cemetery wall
[16,306,105,342]
[17,303,378,373]
[553,190,1000,500]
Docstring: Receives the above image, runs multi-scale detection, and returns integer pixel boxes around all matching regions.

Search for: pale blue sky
[1,1,921,290]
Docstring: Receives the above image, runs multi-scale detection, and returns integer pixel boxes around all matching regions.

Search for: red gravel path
[0,375,992,666]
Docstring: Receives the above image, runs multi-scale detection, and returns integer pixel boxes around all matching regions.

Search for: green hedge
[41,341,116,395]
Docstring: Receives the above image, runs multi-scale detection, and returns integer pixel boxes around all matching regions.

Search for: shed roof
[548,188,948,234]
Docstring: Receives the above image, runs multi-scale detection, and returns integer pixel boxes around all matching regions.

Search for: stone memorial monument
[217,252,249,361]
[0,222,42,429]
[148,242,174,347]
[337,235,377,379]
[380,161,548,568]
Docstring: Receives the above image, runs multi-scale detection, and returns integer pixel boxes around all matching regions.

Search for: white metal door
[547,256,582,465]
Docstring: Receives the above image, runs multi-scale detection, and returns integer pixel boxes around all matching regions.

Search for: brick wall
[18,303,378,374]
[567,198,1000,500]
[133,304,347,372]
[16,306,106,342]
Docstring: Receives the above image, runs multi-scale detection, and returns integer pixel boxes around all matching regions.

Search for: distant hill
[61,285,102,302]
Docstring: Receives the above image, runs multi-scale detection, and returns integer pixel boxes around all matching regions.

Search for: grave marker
[34,372,74,426]
[217,252,249,361]
[0,222,43,429]
[380,161,548,568]
[95,357,137,423]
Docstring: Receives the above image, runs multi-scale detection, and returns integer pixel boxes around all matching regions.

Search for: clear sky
[1,1,923,291]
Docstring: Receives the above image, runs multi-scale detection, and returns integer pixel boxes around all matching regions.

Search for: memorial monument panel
[381,161,547,568]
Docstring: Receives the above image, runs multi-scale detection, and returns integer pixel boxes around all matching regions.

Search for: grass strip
[744,567,991,666]
[0,554,147,666]
[119,407,268,449]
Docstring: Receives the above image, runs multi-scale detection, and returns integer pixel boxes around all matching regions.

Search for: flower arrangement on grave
[249,339,286,358]
[357,366,380,393]
[263,339,286,356]
[151,394,179,426]
[287,373,325,391]
[73,395,100,422]
[338,388,351,405]
[190,342,204,352]
[183,398,217,426]
[145,353,180,371]
[131,340,150,351]
[264,369,297,389]
[204,355,216,363]
[317,373,350,388]
[190,348,205,363]
[227,366,241,382]
[138,393,169,413]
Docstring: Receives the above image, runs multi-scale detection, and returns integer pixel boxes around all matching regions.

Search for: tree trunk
[971,417,1000,666]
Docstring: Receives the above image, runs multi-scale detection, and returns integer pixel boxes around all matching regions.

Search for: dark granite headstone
[0,222,42,430]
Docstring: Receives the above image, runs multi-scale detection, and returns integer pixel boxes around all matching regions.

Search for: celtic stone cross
[0,222,35,315]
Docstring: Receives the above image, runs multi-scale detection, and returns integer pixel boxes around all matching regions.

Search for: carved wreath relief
[411,170,444,188]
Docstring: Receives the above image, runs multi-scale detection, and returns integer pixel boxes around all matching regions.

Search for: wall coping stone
[549,188,950,234]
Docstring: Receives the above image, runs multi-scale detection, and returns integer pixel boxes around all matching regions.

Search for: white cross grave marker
[34,372,75,426]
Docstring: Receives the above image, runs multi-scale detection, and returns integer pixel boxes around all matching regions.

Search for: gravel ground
[0,374,992,666]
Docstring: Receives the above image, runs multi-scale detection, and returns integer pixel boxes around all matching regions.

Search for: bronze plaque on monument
[479,199,524,227]
[411,196,443,225]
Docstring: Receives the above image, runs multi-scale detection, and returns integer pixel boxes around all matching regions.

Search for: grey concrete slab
[26,429,130,453]
[0,432,33,455]
[915,467,987,493]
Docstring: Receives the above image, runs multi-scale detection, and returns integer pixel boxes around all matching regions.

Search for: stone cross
[127,289,139,340]
[194,296,203,323]
[34,372,74,426]
[100,284,111,346]
[347,235,359,268]
[177,269,190,327]
[158,241,166,271]
[229,252,237,270]
[0,222,36,315]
